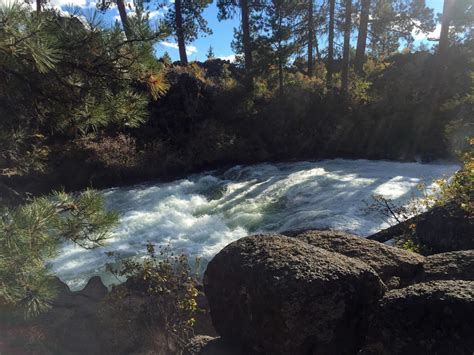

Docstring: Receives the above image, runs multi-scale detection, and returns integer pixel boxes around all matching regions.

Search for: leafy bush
[428,138,473,214]
[102,244,200,354]
[78,134,140,170]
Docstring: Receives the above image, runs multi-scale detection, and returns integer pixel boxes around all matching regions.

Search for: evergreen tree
[262,0,301,98]
[0,190,118,318]
[0,3,167,139]
[292,0,324,78]
[354,0,371,74]
[341,0,352,95]
[307,0,314,77]
[326,0,336,88]
[162,51,172,65]
[217,0,259,83]
[163,0,212,65]
[206,45,216,60]
[98,0,133,39]
[438,0,474,59]
[369,0,435,58]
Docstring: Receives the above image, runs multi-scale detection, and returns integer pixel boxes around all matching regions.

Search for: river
[50,159,459,289]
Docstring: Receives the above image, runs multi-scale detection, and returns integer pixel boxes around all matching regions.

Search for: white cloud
[161,41,198,55]
[49,0,88,8]
[161,41,179,49]
[217,54,236,62]
[148,10,164,19]
[412,23,442,41]
[186,45,197,55]
[113,9,137,22]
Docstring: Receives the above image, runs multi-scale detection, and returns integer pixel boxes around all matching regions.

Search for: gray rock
[294,230,424,287]
[363,280,474,355]
[420,250,474,282]
[415,202,474,253]
[370,202,474,253]
[38,276,109,354]
[78,276,108,300]
[204,234,384,355]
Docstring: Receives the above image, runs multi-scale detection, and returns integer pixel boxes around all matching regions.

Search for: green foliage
[0,3,167,137]
[104,244,200,353]
[428,139,473,214]
[0,131,49,178]
[369,0,435,57]
[0,190,118,318]
[206,45,215,60]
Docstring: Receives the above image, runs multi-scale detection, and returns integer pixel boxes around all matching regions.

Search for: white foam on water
[49,159,459,289]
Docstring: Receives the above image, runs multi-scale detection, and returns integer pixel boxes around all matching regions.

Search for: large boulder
[77,276,108,300]
[368,202,474,254]
[363,280,474,354]
[419,250,474,282]
[38,276,109,354]
[294,230,424,288]
[204,234,384,355]
[415,203,474,253]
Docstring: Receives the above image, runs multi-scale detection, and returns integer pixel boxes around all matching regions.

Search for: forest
[0,0,473,354]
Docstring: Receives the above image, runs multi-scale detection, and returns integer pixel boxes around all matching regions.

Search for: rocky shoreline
[7,203,472,355]
[198,231,473,354]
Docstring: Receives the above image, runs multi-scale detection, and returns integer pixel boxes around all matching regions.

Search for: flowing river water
[50,159,459,289]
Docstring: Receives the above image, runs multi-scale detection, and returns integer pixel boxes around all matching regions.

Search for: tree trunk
[116,0,132,40]
[241,0,253,82]
[279,53,284,99]
[354,0,370,74]
[278,11,284,99]
[326,0,335,88]
[175,0,188,65]
[36,0,41,14]
[438,0,455,60]
[315,36,321,62]
[341,0,352,95]
[307,0,314,77]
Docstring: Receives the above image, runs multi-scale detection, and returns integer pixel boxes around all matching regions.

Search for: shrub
[78,134,140,170]
[102,244,200,354]
[428,138,473,214]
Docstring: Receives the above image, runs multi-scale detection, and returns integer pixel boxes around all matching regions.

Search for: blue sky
[55,0,446,62]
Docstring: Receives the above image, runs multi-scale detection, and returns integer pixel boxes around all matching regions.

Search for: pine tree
[438,0,474,59]
[354,0,371,74]
[326,0,336,88]
[263,0,301,98]
[368,0,435,58]
[163,0,213,65]
[217,0,256,84]
[341,0,352,95]
[206,45,215,60]
[98,0,133,39]
[0,190,118,318]
[307,0,314,77]
[162,51,172,65]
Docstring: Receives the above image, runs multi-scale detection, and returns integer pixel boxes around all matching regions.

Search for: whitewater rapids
[50,159,459,289]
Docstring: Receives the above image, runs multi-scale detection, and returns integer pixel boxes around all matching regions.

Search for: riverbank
[3,220,472,354]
